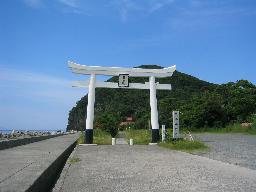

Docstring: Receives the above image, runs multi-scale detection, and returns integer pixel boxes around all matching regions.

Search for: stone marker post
[173,111,179,139]
[161,125,166,142]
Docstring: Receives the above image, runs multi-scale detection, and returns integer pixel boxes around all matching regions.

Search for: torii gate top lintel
[68,61,176,78]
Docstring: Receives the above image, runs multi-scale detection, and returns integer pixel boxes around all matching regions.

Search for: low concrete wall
[0,134,79,192]
[0,134,62,150]
[27,140,77,192]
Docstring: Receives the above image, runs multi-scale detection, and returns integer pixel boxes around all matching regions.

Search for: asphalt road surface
[194,133,256,170]
[54,145,256,192]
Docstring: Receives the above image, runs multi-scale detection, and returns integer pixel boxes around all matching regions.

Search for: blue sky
[0,0,256,131]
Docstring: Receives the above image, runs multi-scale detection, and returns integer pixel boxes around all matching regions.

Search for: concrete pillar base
[85,129,93,144]
[149,143,158,145]
[152,129,160,143]
[79,144,97,146]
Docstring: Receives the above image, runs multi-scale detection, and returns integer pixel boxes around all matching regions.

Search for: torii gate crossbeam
[68,61,176,144]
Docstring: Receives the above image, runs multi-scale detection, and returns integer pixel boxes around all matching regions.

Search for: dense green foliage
[125,129,151,144]
[93,129,112,144]
[67,65,256,132]
[178,80,256,130]
[95,114,119,137]
[77,130,112,145]
[192,117,256,134]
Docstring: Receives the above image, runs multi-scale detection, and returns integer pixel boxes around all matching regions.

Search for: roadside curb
[26,138,78,192]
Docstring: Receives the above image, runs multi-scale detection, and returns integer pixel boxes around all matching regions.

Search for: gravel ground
[54,145,256,192]
[193,133,256,170]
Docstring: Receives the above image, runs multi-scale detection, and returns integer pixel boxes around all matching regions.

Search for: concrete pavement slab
[116,138,128,145]
[194,133,256,170]
[54,145,256,192]
[0,133,79,192]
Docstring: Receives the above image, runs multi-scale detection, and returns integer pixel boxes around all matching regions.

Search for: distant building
[119,117,134,127]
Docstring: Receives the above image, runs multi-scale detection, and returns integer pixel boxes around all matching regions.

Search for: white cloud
[23,0,42,8]
[110,0,176,22]
[57,0,79,8]
[0,67,67,86]
[23,0,83,14]
[148,0,175,13]
[56,0,84,14]
[166,1,256,31]
[22,0,176,18]
[22,0,255,22]
[0,66,85,130]
[109,0,140,22]
[0,66,86,103]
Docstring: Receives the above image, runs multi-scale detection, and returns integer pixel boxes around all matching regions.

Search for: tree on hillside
[219,80,256,122]
[94,113,119,137]
[179,92,226,129]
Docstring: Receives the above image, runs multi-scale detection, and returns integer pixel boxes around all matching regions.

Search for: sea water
[0,130,12,134]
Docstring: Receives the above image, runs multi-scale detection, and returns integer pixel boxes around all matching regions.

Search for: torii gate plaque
[68,61,176,144]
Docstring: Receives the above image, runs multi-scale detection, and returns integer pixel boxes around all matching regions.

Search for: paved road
[194,133,256,170]
[116,131,128,145]
[54,145,256,192]
[0,133,79,192]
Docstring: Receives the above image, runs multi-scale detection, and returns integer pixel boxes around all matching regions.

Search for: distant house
[119,117,134,127]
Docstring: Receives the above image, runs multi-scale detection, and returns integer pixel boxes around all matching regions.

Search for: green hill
[67,65,256,131]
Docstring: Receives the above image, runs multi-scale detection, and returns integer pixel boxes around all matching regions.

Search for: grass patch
[158,140,208,153]
[125,129,151,144]
[77,129,112,145]
[77,133,85,145]
[247,125,256,135]
[186,117,256,135]
[190,123,256,135]
[69,157,81,164]
[94,129,112,145]
[225,123,256,135]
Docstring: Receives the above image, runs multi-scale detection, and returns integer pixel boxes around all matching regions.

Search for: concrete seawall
[0,133,79,192]
[0,134,62,150]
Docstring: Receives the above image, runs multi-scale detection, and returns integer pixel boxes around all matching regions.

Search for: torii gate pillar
[85,74,96,144]
[149,76,160,142]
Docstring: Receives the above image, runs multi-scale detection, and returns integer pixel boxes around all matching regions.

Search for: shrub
[134,117,149,129]
[95,113,119,137]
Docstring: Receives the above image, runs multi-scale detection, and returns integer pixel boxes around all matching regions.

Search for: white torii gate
[68,61,176,144]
